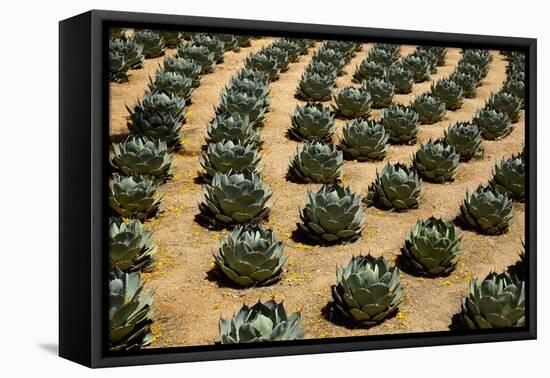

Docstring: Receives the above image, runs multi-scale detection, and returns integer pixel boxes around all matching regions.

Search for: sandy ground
[109,41,524,347]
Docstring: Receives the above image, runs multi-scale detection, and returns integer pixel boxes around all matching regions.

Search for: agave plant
[110,28,126,40]
[127,91,187,121]
[331,255,403,326]
[110,38,144,69]
[402,55,431,82]
[109,51,130,83]
[245,53,281,81]
[412,94,446,124]
[412,50,437,74]
[289,142,343,184]
[461,49,492,77]
[200,140,261,179]
[380,105,419,145]
[289,103,336,143]
[261,46,290,72]
[363,78,395,108]
[333,86,372,118]
[314,48,347,74]
[163,56,202,87]
[490,154,525,202]
[487,92,522,123]
[431,79,464,110]
[158,30,183,48]
[191,34,225,63]
[306,61,338,79]
[219,300,304,343]
[148,70,194,103]
[131,29,165,58]
[111,136,174,182]
[461,272,524,329]
[339,119,389,161]
[475,108,513,140]
[199,172,272,227]
[504,80,525,104]
[444,122,484,161]
[373,43,401,60]
[273,39,301,62]
[217,34,239,52]
[456,61,483,85]
[417,46,447,66]
[206,113,261,148]
[109,175,161,220]
[109,269,154,351]
[127,110,183,149]
[388,65,415,94]
[296,72,335,101]
[176,44,216,74]
[236,35,253,48]
[459,185,513,235]
[298,184,364,244]
[402,217,462,276]
[226,78,270,108]
[213,226,287,287]
[450,71,477,98]
[366,48,396,66]
[413,139,460,183]
[233,68,270,86]
[217,91,268,128]
[365,163,422,210]
[109,217,156,272]
[352,60,387,83]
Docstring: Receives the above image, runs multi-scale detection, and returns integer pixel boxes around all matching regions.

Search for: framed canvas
[59,9,537,368]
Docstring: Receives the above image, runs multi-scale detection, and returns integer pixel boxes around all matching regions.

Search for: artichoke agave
[363,78,395,108]
[191,34,225,63]
[245,53,281,81]
[314,48,347,74]
[127,91,187,121]
[412,94,446,124]
[456,61,483,85]
[475,108,513,140]
[149,70,194,103]
[413,139,460,183]
[110,38,144,69]
[431,79,464,110]
[289,142,343,184]
[461,272,524,329]
[131,29,165,58]
[444,122,484,161]
[352,60,387,83]
[412,50,438,74]
[109,175,161,220]
[298,184,365,244]
[235,35,252,47]
[217,91,268,128]
[402,217,462,276]
[402,55,431,82]
[380,105,420,145]
[339,119,389,161]
[158,30,182,48]
[487,92,522,123]
[366,48,396,66]
[111,136,174,182]
[219,300,304,343]
[217,34,239,52]
[289,103,336,142]
[505,80,525,103]
[306,61,338,79]
[450,71,478,98]
[109,217,156,272]
[200,140,261,179]
[490,154,525,202]
[206,113,261,148]
[163,56,202,87]
[461,49,492,77]
[373,43,401,61]
[459,185,513,235]
[213,226,287,287]
[296,72,335,101]
[176,44,216,74]
[127,110,183,150]
[333,86,372,118]
[417,46,447,66]
[331,255,403,326]
[365,163,422,210]
[199,172,272,226]
[109,269,154,351]
[388,64,415,94]
[109,51,130,83]
[261,46,290,72]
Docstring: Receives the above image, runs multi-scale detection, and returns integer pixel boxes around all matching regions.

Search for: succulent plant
[127,91,187,121]
[324,40,358,59]
[331,255,403,326]
[109,217,156,272]
[365,163,422,211]
[273,39,301,62]
[444,122,484,161]
[217,91,268,128]
[206,113,261,148]
[388,65,415,94]
[191,34,225,63]
[450,72,477,98]
[149,70,194,103]
[217,34,239,52]
[176,44,216,74]
[288,103,336,142]
[352,60,387,83]
[339,119,389,161]
[289,142,343,184]
[460,272,524,329]
[234,68,270,85]
[199,172,272,227]
[380,105,419,145]
[461,49,492,77]
[402,217,462,276]
[109,175,161,220]
[412,49,438,74]
[475,108,513,140]
[373,43,401,60]
[490,154,525,202]
[111,136,174,182]
[456,61,483,85]
[306,61,338,79]
[163,56,202,87]
[109,51,130,83]
[200,140,261,179]
[226,77,270,108]
[158,30,182,48]
[431,79,464,110]
[459,185,513,235]
[109,269,154,351]
[110,28,126,40]
[366,48,396,66]
[245,53,281,81]
[131,29,165,58]
[412,94,446,124]
[402,55,431,82]
[235,35,253,48]
[363,78,395,108]
[504,80,525,104]
[261,46,290,72]
[110,38,144,69]
[213,226,287,287]
[219,300,304,343]
[487,92,522,123]
[298,184,364,244]
[127,110,183,149]
[417,46,447,66]
[314,48,347,74]
[413,139,460,183]
[333,86,372,118]
[296,72,335,101]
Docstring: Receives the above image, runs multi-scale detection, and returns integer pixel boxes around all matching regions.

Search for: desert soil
[109,39,525,347]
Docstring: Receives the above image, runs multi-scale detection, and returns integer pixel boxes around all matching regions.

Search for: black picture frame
[59,9,537,368]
